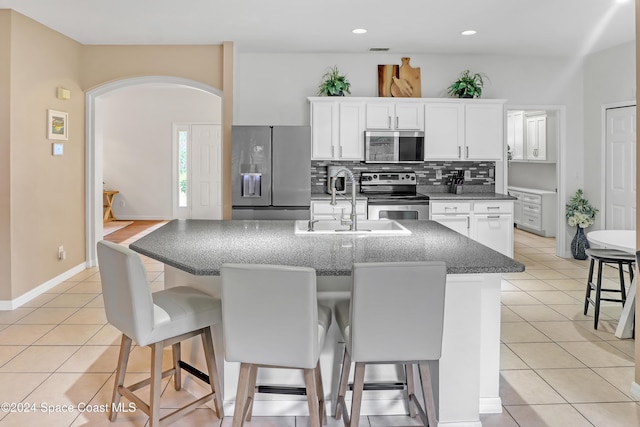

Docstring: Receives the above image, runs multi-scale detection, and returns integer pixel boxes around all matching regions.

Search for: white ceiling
[0,0,635,56]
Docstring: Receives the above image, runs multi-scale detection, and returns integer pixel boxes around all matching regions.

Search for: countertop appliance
[232,126,310,220]
[326,165,347,195]
[360,171,429,220]
[365,130,424,163]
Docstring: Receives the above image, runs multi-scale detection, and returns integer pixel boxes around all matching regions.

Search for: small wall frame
[47,109,68,140]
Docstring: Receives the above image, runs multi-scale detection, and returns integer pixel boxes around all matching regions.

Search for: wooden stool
[583,248,635,329]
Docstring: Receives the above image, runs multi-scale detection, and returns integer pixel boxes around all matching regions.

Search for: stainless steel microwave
[364,131,425,163]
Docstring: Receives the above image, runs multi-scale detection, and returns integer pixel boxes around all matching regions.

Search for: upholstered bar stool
[97,240,223,427]
[584,248,635,329]
[335,261,447,427]
[220,263,332,427]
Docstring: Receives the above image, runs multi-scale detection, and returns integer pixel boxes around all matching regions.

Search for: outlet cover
[436,170,443,179]
[464,170,471,180]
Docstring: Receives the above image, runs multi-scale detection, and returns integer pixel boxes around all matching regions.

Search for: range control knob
[373,174,378,179]
[410,176,416,180]
[405,174,410,179]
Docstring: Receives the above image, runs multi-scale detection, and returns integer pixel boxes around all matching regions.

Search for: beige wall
[0,11,11,299]
[8,11,84,299]
[0,9,231,301]
[80,45,223,91]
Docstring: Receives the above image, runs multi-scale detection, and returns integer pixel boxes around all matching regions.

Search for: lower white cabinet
[310,199,367,221]
[431,200,514,257]
[430,202,471,237]
[508,187,557,237]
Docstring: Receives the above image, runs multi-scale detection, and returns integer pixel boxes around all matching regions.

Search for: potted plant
[447,69,486,98]
[566,189,598,259]
[318,65,351,96]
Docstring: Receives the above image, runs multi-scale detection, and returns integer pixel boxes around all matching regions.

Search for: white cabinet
[310,199,367,221]
[471,202,514,257]
[424,101,505,161]
[310,100,365,160]
[508,189,523,225]
[365,102,424,130]
[507,111,524,160]
[430,200,514,257]
[525,113,547,161]
[430,202,471,237]
[465,103,504,160]
[508,187,557,237]
[424,103,464,160]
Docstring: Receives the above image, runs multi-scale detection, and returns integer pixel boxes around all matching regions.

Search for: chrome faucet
[329,167,358,231]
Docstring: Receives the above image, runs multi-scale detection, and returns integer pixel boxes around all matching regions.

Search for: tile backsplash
[311,160,496,194]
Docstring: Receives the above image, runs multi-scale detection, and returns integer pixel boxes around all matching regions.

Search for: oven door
[368,204,429,220]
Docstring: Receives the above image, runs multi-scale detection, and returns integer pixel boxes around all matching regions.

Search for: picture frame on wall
[47,109,68,140]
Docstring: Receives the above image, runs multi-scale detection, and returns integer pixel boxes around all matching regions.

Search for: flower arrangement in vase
[566,189,598,260]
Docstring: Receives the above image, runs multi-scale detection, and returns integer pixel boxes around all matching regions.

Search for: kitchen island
[130,219,524,427]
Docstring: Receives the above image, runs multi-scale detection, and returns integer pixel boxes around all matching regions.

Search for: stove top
[359,172,429,204]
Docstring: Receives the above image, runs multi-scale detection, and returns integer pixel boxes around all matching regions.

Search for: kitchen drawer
[522,193,542,205]
[473,201,513,214]
[521,212,542,230]
[522,202,541,215]
[430,202,472,215]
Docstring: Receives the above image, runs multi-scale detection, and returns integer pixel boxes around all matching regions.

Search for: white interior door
[605,106,636,230]
[174,123,222,220]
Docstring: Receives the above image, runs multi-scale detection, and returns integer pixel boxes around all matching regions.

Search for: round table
[587,230,636,338]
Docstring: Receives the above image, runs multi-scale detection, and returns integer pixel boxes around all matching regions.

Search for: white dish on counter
[294,219,411,235]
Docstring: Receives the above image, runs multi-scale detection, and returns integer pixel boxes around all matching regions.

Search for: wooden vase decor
[377,57,422,98]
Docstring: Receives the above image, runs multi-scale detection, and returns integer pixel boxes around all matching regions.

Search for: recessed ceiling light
[352,28,367,35]
[461,30,477,36]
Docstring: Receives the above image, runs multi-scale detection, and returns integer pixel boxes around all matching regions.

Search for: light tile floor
[0,227,638,426]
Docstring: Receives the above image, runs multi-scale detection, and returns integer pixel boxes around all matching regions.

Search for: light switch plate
[52,142,64,156]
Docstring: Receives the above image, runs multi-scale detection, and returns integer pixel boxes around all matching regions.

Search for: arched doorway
[85,76,223,266]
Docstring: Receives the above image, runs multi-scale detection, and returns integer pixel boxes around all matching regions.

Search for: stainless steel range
[360,172,430,220]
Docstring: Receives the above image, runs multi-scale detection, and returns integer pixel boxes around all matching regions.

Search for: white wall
[101,84,221,219]
[583,41,636,231]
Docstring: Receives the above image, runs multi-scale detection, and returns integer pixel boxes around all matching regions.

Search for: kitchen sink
[294,220,411,235]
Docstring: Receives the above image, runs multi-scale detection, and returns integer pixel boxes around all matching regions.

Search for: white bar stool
[220,263,332,427]
[97,240,223,426]
[334,261,447,427]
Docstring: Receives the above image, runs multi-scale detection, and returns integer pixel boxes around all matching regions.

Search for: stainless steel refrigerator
[232,126,311,220]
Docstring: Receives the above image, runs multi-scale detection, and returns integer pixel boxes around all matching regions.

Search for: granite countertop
[130,219,524,276]
[507,186,557,195]
[424,192,516,201]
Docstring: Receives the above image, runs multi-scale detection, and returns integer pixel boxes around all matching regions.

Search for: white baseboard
[0,262,88,310]
[631,381,640,400]
[479,397,503,414]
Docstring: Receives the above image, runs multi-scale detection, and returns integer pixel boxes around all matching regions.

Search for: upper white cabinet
[309,97,505,162]
[365,102,424,130]
[310,99,365,160]
[525,113,547,160]
[507,110,524,160]
[424,100,505,161]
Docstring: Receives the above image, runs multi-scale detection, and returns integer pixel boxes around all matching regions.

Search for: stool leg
[594,260,604,329]
[335,349,351,421]
[304,368,321,427]
[172,342,181,391]
[405,363,417,418]
[350,362,366,427]
[314,361,327,425]
[418,361,438,427]
[245,365,257,421]
[233,363,252,427]
[202,327,224,418]
[110,334,132,421]
[618,261,627,304]
[584,258,595,315]
[149,342,163,427]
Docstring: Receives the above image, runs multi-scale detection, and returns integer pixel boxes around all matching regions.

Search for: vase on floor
[571,226,590,260]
